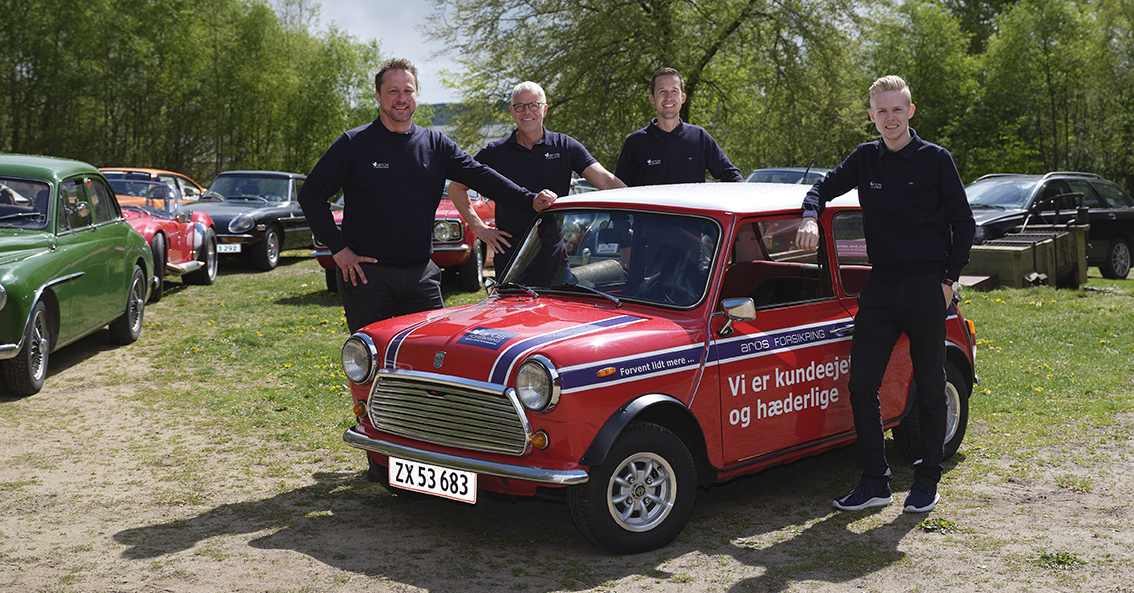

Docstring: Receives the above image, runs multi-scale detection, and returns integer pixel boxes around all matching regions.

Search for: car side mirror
[718,297,756,337]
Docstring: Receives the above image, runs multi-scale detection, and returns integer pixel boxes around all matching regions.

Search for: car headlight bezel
[515,355,560,412]
[432,219,462,242]
[228,213,255,234]
[341,333,379,384]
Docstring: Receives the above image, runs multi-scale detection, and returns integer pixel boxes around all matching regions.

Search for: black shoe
[903,481,940,513]
[833,483,892,511]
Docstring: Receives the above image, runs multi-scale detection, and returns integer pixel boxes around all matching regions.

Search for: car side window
[1065,179,1102,208]
[721,217,833,307]
[1092,182,1134,208]
[833,212,870,296]
[60,180,90,231]
[291,178,302,202]
[87,177,117,223]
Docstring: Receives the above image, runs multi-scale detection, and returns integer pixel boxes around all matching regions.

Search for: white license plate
[388,456,477,504]
[217,243,241,253]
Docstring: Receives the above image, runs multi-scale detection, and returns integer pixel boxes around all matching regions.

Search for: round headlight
[341,334,378,384]
[516,355,560,412]
[228,213,255,233]
[433,220,460,242]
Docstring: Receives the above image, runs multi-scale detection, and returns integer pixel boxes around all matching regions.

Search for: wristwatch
[942,278,958,290]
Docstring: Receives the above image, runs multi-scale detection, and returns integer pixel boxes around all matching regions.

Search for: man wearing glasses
[448,81,625,272]
[615,67,743,186]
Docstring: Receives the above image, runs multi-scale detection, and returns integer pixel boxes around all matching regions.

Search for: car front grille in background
[367,370,532,456]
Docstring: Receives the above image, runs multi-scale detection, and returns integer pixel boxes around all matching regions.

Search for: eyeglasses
[511,101,545,112]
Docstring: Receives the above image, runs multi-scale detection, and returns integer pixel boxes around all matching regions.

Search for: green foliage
[0,0,383,183]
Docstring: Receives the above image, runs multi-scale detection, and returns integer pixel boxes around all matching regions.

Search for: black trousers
[848,274,948,488]
[338,260,443,333]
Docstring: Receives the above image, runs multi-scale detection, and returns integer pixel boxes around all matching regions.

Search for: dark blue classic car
[184,171,309,271]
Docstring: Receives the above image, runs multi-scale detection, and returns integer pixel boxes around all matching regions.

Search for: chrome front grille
[367,369,532,456]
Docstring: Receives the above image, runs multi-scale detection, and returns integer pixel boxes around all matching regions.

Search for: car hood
[0,230,53,266]
[183,200,286,223]
[435,200,461,219]
[970,205,1025,226]
[374,297,704,389]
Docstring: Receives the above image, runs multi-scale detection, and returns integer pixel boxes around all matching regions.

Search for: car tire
[108,265,146,345]
[893,360,970,462]
[567,421,697,554]
[1100,237,1131,280]
[326,267,339,294]
[458,239,485,292]
[149,233,165,302]
[184,227,218,285]
[1,301,51,396]
[252,225,281,271]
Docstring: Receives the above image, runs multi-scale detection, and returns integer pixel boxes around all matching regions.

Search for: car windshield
[206,176,289,202]
[500,210,720,308]
[0,179,50,229]
[966,177,1038,209]
[746,169,827,184]
[109,179,182,212]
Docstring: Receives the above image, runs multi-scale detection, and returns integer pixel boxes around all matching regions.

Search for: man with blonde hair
[449,80,625,272]
[795,74,975,514]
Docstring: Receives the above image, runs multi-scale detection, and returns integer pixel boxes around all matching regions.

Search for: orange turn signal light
[531,430,550,450]
[352,400,368,418]
[597,367,616,377]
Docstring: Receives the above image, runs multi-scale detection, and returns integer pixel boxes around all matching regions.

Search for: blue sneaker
[903,481,940,513]
[833,483,892,511]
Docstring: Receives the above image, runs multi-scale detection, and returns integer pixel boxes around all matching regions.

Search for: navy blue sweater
[299,119,537,266]
[615,119,743,186]
[802,130,975,281]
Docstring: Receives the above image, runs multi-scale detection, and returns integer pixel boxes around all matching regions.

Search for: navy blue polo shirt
[474,128,597,237]
[802,129,975,281]
[614,118,743,186]
[298,119,537,267]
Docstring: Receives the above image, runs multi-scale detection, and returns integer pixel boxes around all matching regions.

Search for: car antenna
[800,115,835,183]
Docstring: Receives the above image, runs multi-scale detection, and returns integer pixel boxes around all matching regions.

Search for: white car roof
[554,182,859,215]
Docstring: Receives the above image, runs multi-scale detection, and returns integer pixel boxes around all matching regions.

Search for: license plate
[217,243,241,253]
[388,456,477,504]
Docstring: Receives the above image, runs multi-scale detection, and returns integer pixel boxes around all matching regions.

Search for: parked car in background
[110,179,218,301]
[0,154,151,396]
[337,182,977,553]
[183,171,309,271]
[966,172,1134,278]
[99,167,206,201]
[746,167,830,184]
[313,182,495,293]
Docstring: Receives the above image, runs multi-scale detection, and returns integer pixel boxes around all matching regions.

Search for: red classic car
[337,183,978,553]
[314,185,494,293]
[111,179,219,300]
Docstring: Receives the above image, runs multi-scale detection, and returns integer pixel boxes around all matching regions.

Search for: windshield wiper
[970,203,1006,210]
[497,281,539,298]
[552,283,621,307]
[0,212,45,221]
[227,195,268,203]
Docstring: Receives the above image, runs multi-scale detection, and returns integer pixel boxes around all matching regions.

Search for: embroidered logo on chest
[647,159,662,166]
[544,152,561,160]
[373,162,389,169]
[870,182,882,190]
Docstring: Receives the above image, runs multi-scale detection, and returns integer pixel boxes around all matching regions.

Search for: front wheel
[252,225,281,271]
[1,301,51,396]
[893,360,971,462]
[149,233,165,302]
[1100,237,1131,279]
[184,227,218,285]
[457,239,485,292]
[568,421,697,554]
[108,265,146,344]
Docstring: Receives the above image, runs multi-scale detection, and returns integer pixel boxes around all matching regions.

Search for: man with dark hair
[299,58,557,332]
[615,67,743,186]
[447,80,625,272]
[795,75,975,514]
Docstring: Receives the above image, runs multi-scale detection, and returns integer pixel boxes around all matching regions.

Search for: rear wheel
[568,421,697,554]
[1100,237,1131,279]
[893,360,970,462]
[1,301,50,396]
[184,227,218,285]
[252,225,281,271]
[149,233,165,302]
[108,265,146,344]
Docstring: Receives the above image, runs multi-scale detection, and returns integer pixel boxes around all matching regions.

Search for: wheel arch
[579,393,716,487]
[945,342,975,397]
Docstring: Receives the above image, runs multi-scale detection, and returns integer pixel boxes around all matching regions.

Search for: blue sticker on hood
[457,327,519,350]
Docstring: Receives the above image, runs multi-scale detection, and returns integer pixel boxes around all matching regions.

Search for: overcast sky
[315,0,462,104]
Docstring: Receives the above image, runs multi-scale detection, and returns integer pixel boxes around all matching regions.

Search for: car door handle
[830,323,854,336]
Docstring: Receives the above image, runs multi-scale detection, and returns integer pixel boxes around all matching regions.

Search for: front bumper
[343,426,589,486]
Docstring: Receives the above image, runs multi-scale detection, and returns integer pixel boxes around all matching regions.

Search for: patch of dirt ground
[1,332,1133,593]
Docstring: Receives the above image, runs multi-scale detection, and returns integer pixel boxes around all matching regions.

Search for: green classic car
[0,154,153,396]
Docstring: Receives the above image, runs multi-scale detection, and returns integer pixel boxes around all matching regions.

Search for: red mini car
[338,183,978,554]
[111,179,219,300]
[314,185,494,293]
